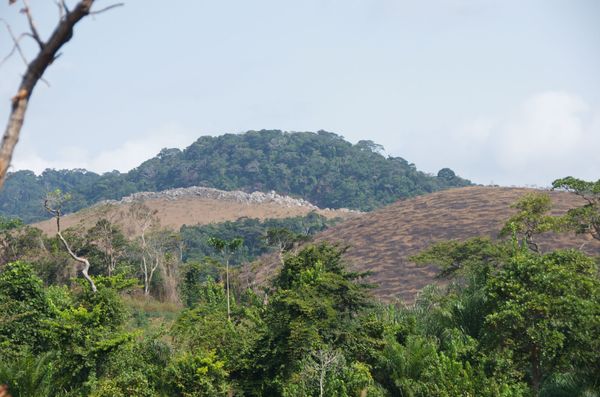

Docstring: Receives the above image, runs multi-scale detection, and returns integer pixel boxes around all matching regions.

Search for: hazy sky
[1,0,599,186]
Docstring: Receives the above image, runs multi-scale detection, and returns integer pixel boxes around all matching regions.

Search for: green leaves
[0,130,472,223]
[252,243,378,394]
[484,250,600,394]
[0,261,51,355]
[405,187,600,396]
[207,236,243,259]
[552,176,600,241]
[3,179,599,395]
[410,237,508,279]
[181,213,332,265]
[0,352,55,397]
[0,215,23,231]
[164,351,230,397]
[499,192,564,252]
[552,177,600,196]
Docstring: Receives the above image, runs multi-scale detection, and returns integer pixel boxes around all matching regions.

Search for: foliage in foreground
[2,236,597,396]
[0,177,598,396]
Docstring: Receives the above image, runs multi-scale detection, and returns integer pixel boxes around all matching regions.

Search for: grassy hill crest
[33,185,358,236]
[247,186,600,302]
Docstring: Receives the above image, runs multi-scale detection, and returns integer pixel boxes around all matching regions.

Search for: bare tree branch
[0,18,51,88]
[20,0,44,49]
[54,0,66,21]
[62,0,70,15]
[0,19,29,67]
[89,2,124,15]
[52,0,71,19]
[0,0,120,190]
[45,198,97,293]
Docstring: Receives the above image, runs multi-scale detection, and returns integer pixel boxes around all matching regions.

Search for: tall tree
[208,237,243,321]
[484,249,600,396]
[127,202,160,295]
[253,243,375,394]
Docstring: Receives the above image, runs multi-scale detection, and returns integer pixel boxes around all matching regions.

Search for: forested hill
[0,130,470,222]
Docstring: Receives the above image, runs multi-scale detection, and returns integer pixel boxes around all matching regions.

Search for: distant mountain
[247,186,600,302]
[0,130,470,222]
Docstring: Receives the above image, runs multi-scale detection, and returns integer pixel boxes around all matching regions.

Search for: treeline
[181,212,337,265]
[0,130,470,222]
[0,177,598,396]
[0,206,332,301]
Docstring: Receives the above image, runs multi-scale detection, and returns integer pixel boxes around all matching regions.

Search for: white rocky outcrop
[96,186,360,212]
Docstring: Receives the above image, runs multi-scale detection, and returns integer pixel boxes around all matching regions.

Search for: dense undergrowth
[0,177,598,396]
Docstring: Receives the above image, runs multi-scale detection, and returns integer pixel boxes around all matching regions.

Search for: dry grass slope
[249,186,600,302]
[33,197,357,237]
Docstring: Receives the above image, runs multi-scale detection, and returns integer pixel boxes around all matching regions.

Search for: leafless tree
[160,248,180,303]
[86,217,126,276]
[0,0,123,189]
[44,190,97,292]
[297,347,343,397]
[265,228,305,266]
[127,202,161,296]
[312,348,342,397]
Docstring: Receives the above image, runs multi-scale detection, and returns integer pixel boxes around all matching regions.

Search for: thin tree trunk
[56,230,97,292]
[148,258,158,296]
[107,249,115,276]
[226,258,231,321]
[45,200,97,292]
[142,256,150,295]
[319,366,325,397]
[531,346,542,397]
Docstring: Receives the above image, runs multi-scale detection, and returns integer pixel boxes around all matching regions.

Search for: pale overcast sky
[1,0,599,186]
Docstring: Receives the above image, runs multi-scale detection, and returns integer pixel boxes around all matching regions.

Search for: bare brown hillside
[248,186,600,303]
[33,186,359,236]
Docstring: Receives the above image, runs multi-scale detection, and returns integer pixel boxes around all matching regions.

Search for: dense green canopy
[0,130,470,222]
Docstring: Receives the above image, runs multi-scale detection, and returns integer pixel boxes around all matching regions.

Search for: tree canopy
[0,130,470,222]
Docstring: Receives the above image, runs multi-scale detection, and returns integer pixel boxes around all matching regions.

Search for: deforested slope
[249,186,600,302]
[33,186,358,236]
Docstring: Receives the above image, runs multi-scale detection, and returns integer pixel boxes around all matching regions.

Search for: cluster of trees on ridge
[180,212,336,265]
[0,177,598,396]
[0,130,470,223]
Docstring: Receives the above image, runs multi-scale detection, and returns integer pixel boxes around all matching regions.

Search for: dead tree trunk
[0,0,122,189]
[45,199,97,293]
[127,202,160,296]
[139,229,160,296]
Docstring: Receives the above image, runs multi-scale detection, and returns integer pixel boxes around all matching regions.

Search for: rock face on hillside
[0,130,471,223]
[99,186,327,210]
[34,186,360,236]
[248,186,600,303]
